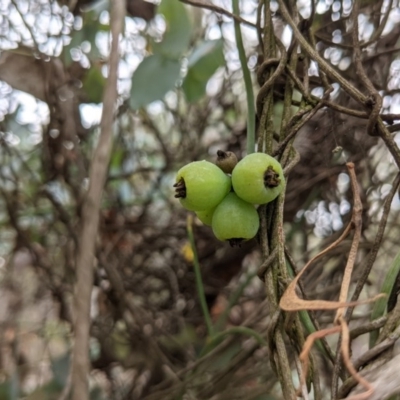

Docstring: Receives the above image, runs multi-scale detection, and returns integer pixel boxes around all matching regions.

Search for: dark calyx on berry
[263,166,280,188]
[174,178,186,198]
[217,150,228,159]
[228,238,244,247]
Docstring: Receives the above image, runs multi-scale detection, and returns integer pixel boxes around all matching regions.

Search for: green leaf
[187,39,224,71]
[130,54,181,109]
[182,39,225,103]
[83,66,106,103]
[153,0,192,58]
[82,66,105,103]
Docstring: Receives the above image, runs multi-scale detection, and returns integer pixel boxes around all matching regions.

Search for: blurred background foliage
[0,0,400,399]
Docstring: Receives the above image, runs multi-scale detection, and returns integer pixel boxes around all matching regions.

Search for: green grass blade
[232,0,255,155]
[187,215,214,336]
[369,249,400,348]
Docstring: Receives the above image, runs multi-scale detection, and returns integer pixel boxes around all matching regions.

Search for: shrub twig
[70,2,125,399]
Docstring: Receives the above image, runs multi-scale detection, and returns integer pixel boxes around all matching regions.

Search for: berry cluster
[174,151,285,246]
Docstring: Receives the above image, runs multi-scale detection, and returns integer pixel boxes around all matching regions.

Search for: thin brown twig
[287,164,362,395]
[334,163,363,322]
[256,1,263,52]
[349,316,388,339]
[330,173,400,396]
[282,149,300,176]
[338,325,400,398]
[284,247,338,365]
[351,0,382,137]
[256,37,287,117]
[340,0,400,170]
[273,96,328,158]
[275,0,366,103]
[180,0,256,28]
[281,163,382,399]
[257,247,277,281]
[353,331,400,371]
[347,172,400,312]
[280,221,353,311]
[320,162,365,397]
[339,317,374,400]
[314,0,393,52]
[298,325,342,396]
[257,31,295,388]
[70,2,125,400]
[365,0,394,48]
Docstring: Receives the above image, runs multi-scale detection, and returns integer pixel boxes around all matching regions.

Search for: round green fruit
[232,153,285,205]
[212,192,259,246]
[174,161,231,211]
[195,208,215,226]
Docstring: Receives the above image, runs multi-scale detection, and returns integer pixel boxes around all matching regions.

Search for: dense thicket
[1,0,400,399]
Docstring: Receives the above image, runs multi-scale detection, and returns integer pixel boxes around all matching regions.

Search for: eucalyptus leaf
[130,54,181,109]
[182,39,225,102]
[153,0,192,58]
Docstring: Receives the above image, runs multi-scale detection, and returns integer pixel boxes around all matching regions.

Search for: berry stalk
[232,0,255,155]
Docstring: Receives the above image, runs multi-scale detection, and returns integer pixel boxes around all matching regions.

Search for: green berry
[212,192,259,246]
[232,153,285,205]
[195,208,215,226]
[216,150,238,174]
[174,161,231,211]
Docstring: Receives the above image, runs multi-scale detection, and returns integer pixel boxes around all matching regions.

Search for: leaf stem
[187,215,214,336]
[232,0,255,154]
